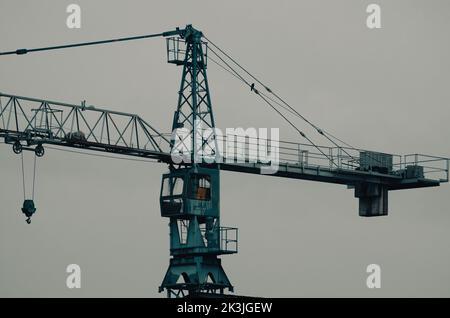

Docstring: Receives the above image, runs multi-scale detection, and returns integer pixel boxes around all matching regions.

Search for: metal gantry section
[168,25,217,162]
[0,93,171,161]
[160,25,237,297]
[159,167,237,297]
[212,134,448,216]
[1,90,449,293]
[1,24,449,297]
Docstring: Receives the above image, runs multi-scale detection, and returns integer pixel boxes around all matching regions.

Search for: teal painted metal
[1,24,449,297]
[159,25,236,298]
[159,167,237,297]
[160,167,220,219]
[21,199,36,224]
[169,25,217,162]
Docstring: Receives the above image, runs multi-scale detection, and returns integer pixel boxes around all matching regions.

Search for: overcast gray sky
[1,0,450,297]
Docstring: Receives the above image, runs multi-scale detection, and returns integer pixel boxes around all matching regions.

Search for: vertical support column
[159,167,235,297]
[171,25,216,163]
[161,25,236,297]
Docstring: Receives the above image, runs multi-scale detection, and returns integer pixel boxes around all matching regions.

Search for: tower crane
[0,25,448,298]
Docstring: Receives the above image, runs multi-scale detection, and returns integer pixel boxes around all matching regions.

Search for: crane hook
[21,199,36,224]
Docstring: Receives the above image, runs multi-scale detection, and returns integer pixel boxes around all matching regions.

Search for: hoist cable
[32,154,37,200]
[256,89,338,168]
[205,36,358,161]
[209,48,302,120]
[207,36,321,127]
[20,152,25,200]
[208,48,251,86]
[208,48,337,167]
[209,37,392,167]
[207,37,356,158]
[0,32,165,56]
[209,50,381,167]
[208,55,303,118]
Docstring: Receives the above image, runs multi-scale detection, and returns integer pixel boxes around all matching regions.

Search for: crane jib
[0,24,449,297]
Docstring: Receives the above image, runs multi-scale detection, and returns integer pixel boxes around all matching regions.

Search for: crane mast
[161,25,236,297]
[0,24,449,297]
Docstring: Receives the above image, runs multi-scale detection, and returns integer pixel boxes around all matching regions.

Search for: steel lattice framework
[0,24,449,298]
[0,93,171,161]
[168,28,217,163]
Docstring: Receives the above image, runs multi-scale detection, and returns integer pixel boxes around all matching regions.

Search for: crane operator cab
[160,167,219,218]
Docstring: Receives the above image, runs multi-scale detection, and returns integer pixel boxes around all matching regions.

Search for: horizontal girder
[1,92,448,190]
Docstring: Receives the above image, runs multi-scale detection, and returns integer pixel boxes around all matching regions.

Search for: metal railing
[195,225,238,254]
[166,37,208,66]
[3,93,447,183]
[219,226,238,253]
[202,132,400,171]
[0,93,171,154]
[174,129,449,182]
[393,154,449,182]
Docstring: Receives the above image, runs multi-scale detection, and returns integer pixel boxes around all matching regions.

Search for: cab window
[189,174,211,201]
[162,176,184,196]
